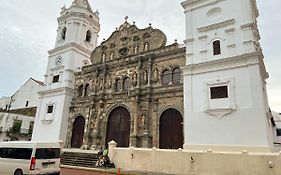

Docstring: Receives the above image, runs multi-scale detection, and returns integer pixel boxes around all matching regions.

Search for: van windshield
[35,148,60,159]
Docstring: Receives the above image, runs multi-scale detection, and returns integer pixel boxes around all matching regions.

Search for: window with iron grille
[172,68,181,84]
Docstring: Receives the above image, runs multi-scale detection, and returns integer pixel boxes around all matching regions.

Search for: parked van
[0,141,61,175]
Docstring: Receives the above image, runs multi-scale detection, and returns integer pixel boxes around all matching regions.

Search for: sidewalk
[61,165,176,175]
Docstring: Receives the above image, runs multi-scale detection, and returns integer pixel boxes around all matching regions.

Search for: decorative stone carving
[143,70,148,83]
[152,68,159,82]
[131,71,137,86]
[140,113,146,126]
[107,75,112,90]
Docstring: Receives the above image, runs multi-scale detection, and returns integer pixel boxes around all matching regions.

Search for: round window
[119,47,129,56]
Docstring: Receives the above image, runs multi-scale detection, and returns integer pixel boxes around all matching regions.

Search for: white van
[0,141,61,175]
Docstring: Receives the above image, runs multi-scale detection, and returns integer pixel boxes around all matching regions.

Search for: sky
[0,0,280,112]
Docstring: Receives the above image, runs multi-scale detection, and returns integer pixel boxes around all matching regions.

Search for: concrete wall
[110,147,281,175]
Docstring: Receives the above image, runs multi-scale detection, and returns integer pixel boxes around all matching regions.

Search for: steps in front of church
[61,151,98,168]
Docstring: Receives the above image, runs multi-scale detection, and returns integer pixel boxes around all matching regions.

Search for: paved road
[61,168,115,175]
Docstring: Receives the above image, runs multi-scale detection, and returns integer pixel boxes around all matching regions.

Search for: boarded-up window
[172,68,181,84]
[162,70,170,85]
[210,86,228,99]
[213,40,221,55]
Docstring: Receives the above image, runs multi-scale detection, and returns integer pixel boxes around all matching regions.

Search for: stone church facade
[65,20,186,150]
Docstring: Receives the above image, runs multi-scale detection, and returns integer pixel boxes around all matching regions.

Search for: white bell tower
[32,0,100,142]
[182,0,274,151]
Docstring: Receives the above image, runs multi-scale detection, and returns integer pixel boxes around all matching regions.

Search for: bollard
[118,167,121,175]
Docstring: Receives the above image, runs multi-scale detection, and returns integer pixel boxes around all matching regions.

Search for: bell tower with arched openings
[182,0,274,151]
[32,0,100,142]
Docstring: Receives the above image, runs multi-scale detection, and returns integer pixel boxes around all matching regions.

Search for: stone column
[148,57,152,86]
[91,103,103,150]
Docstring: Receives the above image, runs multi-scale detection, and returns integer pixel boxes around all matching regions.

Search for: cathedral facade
[64,20,186,150]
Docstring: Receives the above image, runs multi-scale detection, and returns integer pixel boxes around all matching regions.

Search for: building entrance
[159,109,183,149]
[71,116,85,148]
[106,107,131,147]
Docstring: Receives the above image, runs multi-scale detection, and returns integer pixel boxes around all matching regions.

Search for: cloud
[0,0,280,112]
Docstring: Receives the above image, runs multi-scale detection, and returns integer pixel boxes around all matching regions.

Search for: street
[61,167,115,175]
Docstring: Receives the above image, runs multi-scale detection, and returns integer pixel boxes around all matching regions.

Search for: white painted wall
[182,0,260,65]
[272,111,281,144]
[182,0,273,150]
[32,0,99,143]
[10,78,42,110]
[109,147,281,175]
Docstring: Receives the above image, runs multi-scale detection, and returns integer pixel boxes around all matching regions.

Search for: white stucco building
[0,78,42,141]
[0,78,43,111]
[272,111,281,145]
[32,0,100,142]
[181,0,274,151]
[0,97,10,111]
[10,78,43,110]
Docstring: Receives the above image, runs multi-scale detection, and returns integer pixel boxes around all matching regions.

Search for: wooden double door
[106,107,131,147]
[159,109,183,149]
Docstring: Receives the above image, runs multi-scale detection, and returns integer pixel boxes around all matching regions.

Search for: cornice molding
[182,0,225,11]
[198,19,235,32]
[48,43,92,57]
[182,52,263,76]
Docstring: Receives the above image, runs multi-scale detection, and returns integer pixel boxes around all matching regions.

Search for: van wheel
[14,169,23,175]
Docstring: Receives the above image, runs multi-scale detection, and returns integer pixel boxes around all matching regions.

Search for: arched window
[162,70,170,85]
[61,27,67,40]
[85,30,92,42]
[213,40,221,55]
[172,68,181,84]
[84,84,90,96]
[78,85,83,97]
[115,79,122,92]
[123,77,130,91]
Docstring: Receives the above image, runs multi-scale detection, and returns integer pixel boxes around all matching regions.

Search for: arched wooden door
[71,116,85,148]
[159,109,183,149]
[106,107,131,148]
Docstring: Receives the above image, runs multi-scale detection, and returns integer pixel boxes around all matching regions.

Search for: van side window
[0,148,32,160]
[35,148,60,159]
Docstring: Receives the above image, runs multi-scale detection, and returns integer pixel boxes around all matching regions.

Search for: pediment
[90,21,167,64]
